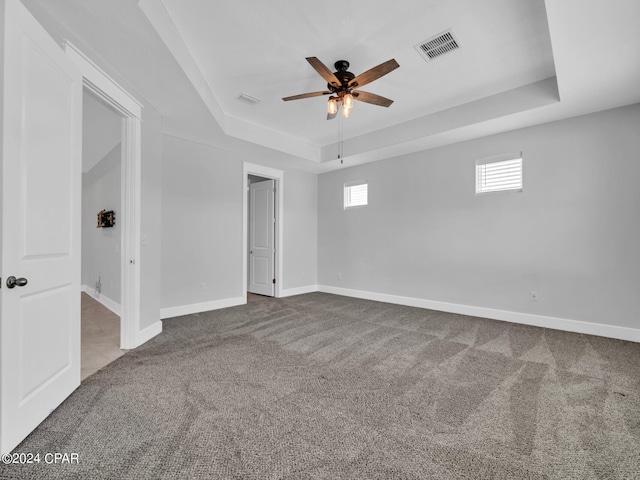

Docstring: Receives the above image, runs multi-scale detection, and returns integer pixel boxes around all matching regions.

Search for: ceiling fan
[283,57,400,119]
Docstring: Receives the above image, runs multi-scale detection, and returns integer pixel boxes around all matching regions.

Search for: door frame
[242,163,284,298]
[64,42,143,349]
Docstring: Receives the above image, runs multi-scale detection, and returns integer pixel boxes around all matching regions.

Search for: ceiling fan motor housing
[328,60,355,93]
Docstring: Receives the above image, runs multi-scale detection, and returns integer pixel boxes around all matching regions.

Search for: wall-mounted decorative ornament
[97,210,115,228]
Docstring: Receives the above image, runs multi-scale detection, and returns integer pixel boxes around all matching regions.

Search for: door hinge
[272,278,276,284]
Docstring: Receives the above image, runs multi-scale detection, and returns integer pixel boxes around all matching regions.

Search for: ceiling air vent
[415,30,460,62]
[238,93,261,105]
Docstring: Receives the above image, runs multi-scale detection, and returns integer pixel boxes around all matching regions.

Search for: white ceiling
[158,0,556,147]
[25,0,640,173]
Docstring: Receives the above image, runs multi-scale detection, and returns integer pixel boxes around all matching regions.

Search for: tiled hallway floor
[81,292,125,380]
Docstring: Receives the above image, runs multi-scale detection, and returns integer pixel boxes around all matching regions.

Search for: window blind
[476,157,523,194]
[344,182,368,208]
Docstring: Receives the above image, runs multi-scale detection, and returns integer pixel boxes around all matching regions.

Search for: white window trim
[344,180,368,209]
[476,152,523,195]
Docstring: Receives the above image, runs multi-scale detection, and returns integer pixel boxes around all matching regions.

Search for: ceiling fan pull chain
[338,113,343,164]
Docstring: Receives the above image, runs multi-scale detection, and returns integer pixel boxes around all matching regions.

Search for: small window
[476,154,523,195]
[344,180,368,209]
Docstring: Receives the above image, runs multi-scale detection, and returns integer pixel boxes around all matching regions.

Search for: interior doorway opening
[247,175,276,297]
[65,41,143,350]
[242,163,284,300]
[80,89,125,379]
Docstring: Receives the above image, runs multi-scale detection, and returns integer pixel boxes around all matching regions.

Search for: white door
[0,0,82,454]
[248,179,275,296]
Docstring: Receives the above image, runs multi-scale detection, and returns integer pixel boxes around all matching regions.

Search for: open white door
[0,0,82,453]
[248,179,275,296]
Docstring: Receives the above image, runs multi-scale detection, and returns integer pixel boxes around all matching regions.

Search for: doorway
[80,89,125,379]
[65,41,143,350]
[242,163,284,299]
[248,175,275,296]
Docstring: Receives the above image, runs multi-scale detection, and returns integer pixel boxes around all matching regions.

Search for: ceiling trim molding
[138,0,224,125]
[225,116,320,163]
[138,0,321,163]
[321,77,560,164]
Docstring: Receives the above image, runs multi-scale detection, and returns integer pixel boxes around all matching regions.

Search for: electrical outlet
[200,283,206,291]
[530,291,538,302]
[337,273,342,280]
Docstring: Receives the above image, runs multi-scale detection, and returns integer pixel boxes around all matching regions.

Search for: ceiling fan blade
[354,91,394,107]
[282,91,332,101]
[348,59,399,89]
[306,57,342,87]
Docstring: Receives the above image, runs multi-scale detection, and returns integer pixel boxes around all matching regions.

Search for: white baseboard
[317,285,640,343]
[81,285,121,316]
[134,320,162,347]
[280,285,319,298]
[160,296,246,319]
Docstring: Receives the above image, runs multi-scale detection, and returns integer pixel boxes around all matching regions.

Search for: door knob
[6,276,28,289]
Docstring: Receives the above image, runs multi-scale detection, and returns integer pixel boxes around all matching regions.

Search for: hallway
[81,292,125,380]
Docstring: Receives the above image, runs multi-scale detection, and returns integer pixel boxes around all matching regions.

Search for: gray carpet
[2,292,639,479]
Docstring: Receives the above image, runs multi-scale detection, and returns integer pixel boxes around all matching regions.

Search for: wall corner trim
[160,296,246,320]
[317,285,640,343]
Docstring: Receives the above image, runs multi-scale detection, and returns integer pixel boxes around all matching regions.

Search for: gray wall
[139,102,163,331]
[82,144,121,304]
[161,136,242,308]
[161,134,318,310]
[283,167,318,289]
[318,104,640,330]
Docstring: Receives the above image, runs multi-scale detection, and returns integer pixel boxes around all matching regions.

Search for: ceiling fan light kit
[343,93,354,109]
[283,57,399,120]
[327,97,338,115]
